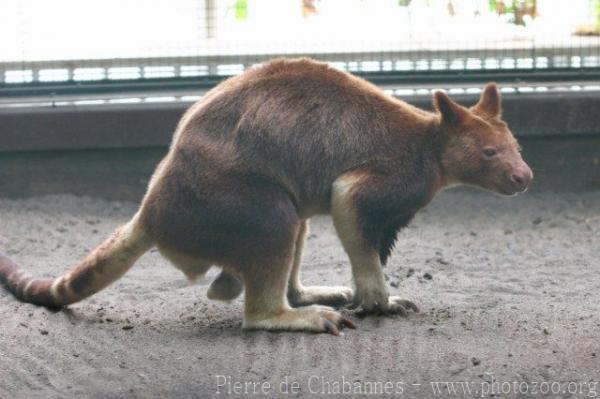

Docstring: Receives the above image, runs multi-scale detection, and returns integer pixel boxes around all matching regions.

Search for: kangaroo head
[434,83,533,196]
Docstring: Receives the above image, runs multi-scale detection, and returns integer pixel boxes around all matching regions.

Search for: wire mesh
[1,0,599,88]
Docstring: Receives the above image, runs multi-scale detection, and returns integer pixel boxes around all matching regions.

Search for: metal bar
[2,68,600,98]
[204,0,217,39]
[2,45,600,71]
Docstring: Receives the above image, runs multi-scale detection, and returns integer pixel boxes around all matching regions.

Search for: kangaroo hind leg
[158,248,212,282]
[207,270,243,301]
[241,222,355,335]
[287,219,353,308]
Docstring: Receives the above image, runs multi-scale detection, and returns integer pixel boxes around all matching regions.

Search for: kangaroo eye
[483,147,497,157]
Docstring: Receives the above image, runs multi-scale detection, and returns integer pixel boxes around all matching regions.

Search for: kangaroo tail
[0,213,153,308]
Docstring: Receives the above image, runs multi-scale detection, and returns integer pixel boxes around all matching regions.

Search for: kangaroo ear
[472,82,501,118]
[433,91,469,125]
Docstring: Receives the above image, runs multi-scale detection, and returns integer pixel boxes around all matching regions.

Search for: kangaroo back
[0,213,153,307]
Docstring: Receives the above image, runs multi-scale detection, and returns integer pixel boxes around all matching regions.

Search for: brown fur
[0,58,532,334]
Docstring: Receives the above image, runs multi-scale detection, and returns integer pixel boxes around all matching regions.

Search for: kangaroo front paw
[244,306,356,335]
[350,293,419,317]
[288,286,354,308]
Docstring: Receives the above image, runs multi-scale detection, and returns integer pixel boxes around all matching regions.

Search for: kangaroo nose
[511,173,524,185]
[511,166,533,191]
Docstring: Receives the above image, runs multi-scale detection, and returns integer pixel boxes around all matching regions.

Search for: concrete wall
[0,92,598,200]
[1,91,600,152]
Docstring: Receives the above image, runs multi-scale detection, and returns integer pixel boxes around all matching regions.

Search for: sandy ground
[0,190,599,398]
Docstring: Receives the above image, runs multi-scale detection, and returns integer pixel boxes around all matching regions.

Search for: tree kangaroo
[0,58,532,335]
